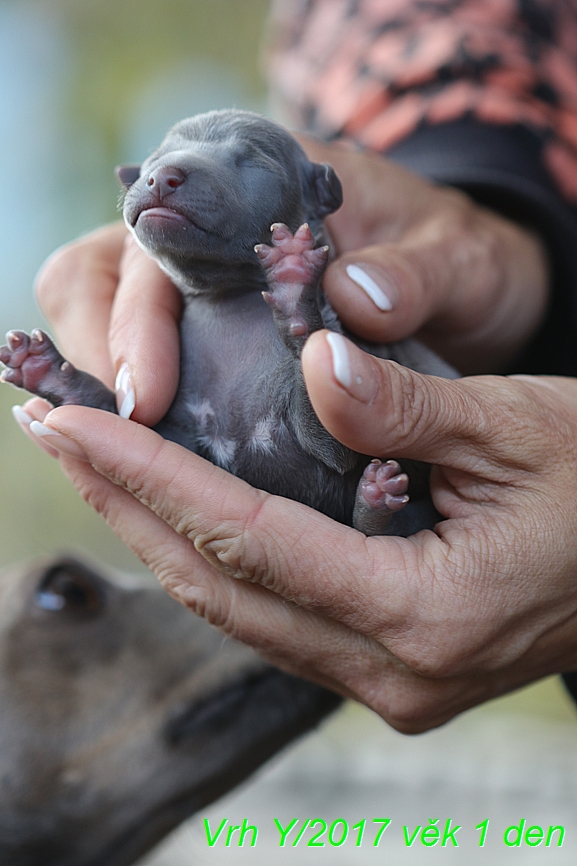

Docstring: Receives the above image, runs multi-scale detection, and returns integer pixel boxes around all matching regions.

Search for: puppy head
[118,110,342,282]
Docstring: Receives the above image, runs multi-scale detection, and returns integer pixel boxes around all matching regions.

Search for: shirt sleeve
[267,0,577,205]
[266,0,577,375]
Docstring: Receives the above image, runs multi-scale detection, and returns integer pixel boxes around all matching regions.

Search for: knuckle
[156,567,242,639]
[429,189,506,292]
[511,381,577,467]
[193,524,260,581]
[107,305,133,345]
[35,224,125,320]
[436,183,473,216]
[183,579,236,634]
[388,710,436,735]
[369,687,445,734]
[435,185,487,236]
[34,234,104,319]
[387,628,465,678]
[467,377,568,470]
[192,493,280,588]
[401,645,460,679]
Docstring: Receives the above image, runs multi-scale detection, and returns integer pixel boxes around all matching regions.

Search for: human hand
[25,336,577,732]
[298,136,550,374]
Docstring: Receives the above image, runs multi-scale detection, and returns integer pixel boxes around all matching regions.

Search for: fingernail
[11,405,33,427]
[326,332,378,403]
[115,362,135,419]
[346,264,395,311]
[12,405,60,457]
[29,421,89,461]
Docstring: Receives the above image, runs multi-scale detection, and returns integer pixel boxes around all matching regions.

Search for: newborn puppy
[0,110,456,535]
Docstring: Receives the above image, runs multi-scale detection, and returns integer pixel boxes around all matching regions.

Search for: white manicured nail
[346,264,394,311]
[30,421,59,438]
[115,362,136,419]
[326,333,379,403]
[11,405,33,427]
[12,405,60,457]
[326,332,352,388]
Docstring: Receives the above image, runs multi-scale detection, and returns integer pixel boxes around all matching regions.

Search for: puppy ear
[311,162,343,217]
[115,164,141,189]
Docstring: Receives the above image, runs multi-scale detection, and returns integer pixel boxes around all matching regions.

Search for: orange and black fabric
[267,0,577,379]
[268,0,577,203]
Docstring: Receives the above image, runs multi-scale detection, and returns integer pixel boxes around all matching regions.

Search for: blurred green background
[0,0,574,729]
[0,0,268,572]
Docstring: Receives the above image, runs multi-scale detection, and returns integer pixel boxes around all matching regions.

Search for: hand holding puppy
[17,138,571,729]
[22,352,577,731]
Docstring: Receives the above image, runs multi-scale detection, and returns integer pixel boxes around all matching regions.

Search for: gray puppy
[0,110,456,535]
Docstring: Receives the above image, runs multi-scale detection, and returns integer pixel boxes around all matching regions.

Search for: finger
[36,405,434,638]
[58,438,577,730]
[108,234,182,426]
[11,397,57,456]
[302,330,555,475]
[37,405,547,728]
[325,210,547,375]
[34,223,128,385]
[52,445,494,731]
[54,448,409,710]
[59,456,488,732]
[323,241,436,342]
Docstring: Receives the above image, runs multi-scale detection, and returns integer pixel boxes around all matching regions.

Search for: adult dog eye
[34,562,105,617]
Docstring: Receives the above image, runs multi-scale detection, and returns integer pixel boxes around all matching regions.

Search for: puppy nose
[146,166,186,199]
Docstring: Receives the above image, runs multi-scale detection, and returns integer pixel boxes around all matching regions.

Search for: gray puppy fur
[0,110,457,535]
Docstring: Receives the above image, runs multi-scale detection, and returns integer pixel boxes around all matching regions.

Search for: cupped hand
[25,334,577,732]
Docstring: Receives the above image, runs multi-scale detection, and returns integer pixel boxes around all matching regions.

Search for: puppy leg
[0,329,116,412]
[353,459,410,535]
[255,223,327,357]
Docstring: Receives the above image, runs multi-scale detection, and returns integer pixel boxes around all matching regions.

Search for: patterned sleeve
[267,0,577,204]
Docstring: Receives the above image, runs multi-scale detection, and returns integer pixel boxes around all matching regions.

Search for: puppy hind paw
[359,459,409,513]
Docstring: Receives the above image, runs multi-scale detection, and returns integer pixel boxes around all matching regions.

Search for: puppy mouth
[135,206,203,229]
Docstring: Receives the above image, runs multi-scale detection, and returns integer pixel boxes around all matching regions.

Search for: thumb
[108,235,182,426]
[322,214,548,377]
[302,330,531,471]
[323,244,436,344]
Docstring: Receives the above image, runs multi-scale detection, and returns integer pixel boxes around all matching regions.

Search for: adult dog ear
[311,162,343,217]
[115,164,141,189]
